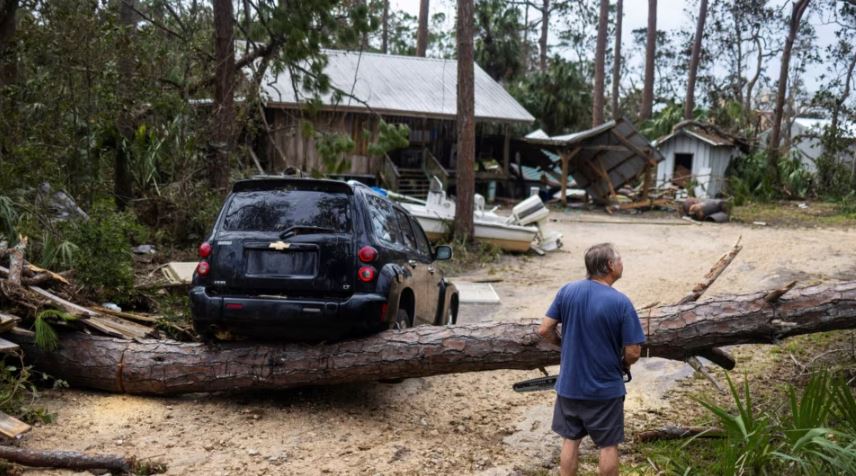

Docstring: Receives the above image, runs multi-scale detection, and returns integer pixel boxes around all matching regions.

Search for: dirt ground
[20,211,856,475]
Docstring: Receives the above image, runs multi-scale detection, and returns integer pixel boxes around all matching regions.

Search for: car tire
[445,297,458,326]
[193,322,216,343]
[393,308,411,330]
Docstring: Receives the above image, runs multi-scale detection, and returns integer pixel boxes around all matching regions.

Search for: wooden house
[258,50,535,197]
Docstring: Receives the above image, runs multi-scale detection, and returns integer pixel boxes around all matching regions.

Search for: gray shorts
[551,395,625,448]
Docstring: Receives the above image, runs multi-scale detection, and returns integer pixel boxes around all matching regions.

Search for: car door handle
[408,260,418,267]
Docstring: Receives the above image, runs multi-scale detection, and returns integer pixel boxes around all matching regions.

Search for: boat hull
[411,214,536,252]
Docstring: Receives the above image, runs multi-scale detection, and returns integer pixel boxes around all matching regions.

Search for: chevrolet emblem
[268,241,291,251]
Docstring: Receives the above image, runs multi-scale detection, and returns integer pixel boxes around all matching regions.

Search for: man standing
[538,243,645,476]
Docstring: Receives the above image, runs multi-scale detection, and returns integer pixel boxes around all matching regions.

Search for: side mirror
[433,245,452,261]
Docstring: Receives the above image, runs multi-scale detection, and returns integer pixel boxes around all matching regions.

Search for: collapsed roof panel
[524,118,664,203]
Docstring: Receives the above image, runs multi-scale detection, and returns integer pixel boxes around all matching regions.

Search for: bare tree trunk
[454,0,475,241]
[684,0,707,120]
[539,0,549,72]
[744,37,764,120]
[591,0,609,127]
[831,50,856,132]
[640,0,657,121]
[210,0,236,192]
[381,0,389,54]
[10,281,856,395]
[416,0,429,57]
[521,2,530,71]
[611,0,623,119]
[0,0,17,88]
[114,0,136,211]
[767,0,811,187]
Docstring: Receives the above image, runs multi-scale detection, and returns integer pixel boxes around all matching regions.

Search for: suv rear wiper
[279,225,336,239]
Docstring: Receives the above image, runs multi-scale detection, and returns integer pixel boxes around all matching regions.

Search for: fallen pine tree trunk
[8,281,856,396]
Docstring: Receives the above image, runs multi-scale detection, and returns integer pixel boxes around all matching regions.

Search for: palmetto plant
[655,372,856,475]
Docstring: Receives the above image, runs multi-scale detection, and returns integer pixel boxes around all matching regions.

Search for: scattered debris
[453,282,501,304]
[681,198,731,222]
[34,182,88,222]
[753,221,767,226]
[0,412,31,439]
[162,262,197,285]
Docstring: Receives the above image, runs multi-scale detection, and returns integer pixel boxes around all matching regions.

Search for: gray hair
[584,243,619,278]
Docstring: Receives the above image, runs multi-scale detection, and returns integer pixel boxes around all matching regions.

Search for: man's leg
[598,445,619,476]
[559,438,582,476]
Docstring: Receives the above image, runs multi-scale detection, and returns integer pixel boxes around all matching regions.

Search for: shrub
[60,204,147,303]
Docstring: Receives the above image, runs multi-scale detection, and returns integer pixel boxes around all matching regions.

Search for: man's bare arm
[623,344,641,366]
[538,317,561,346]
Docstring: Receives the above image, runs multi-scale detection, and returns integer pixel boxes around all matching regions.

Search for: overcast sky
[390,0,837,92]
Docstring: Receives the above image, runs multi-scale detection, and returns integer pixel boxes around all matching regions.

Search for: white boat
[394,179,562,253]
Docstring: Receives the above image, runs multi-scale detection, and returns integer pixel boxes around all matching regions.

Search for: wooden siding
[265,110,382,175]
[656,133,739,198]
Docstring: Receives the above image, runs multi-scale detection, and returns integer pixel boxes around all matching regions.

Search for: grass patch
[436,238,504,277]
[732,201,856,228]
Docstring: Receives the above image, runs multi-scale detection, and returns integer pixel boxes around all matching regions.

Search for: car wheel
[393,308,411,330]
[445,298,458,326]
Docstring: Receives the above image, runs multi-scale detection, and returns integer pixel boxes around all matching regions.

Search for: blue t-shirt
[545,279,646,400]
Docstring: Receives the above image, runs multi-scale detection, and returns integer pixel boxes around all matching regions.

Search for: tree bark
[611,0,623,119]
[767,0,811,187]
[592,0,609,127]
[539,0,549,72]
[0,445,137,473]
[10,281,856,396]
[381,0,389,54]
[684,0,707,120]
[114,0,136,211]
[416,0,429,57]
[640,0,657,121]
[454,0,475,241]
[210,0,236,193]
[0,0,17,88]
[744,37,764,120]
[831,49,856,133]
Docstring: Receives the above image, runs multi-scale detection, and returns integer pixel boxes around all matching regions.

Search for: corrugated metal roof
[260,50,535,123]
[523,118,664,203]
[794,117,856,137]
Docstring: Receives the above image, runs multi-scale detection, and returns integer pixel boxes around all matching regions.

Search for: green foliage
[367,121,410,158]
[474,0,523,82]
[507,57,592,135]
[640,102,706,140]
[33,309,77,352]
[315,132,356,175]
[60,205,147,302]
[727,151,813,205]
[649,372,856,475]
[0,195,19,245]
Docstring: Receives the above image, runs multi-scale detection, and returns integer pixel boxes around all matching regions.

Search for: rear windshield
[221,190,352,232]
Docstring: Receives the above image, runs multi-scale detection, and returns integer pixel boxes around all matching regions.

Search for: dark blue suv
[190,177,458,341]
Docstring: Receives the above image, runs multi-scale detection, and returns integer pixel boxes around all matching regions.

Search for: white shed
[760,118,856,174]
[655,126,741,199]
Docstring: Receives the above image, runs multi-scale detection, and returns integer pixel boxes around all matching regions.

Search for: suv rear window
[221,190,352,232]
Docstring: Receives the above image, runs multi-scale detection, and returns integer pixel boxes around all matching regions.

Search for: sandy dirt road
[20,212,856,475]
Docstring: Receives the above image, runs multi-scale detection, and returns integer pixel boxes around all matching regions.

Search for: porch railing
[380,154,400,192]
[422,149,450,191]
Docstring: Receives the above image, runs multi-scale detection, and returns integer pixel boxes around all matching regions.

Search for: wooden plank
[596,155,618,199]
[83,315,154,341]
[0,337,19,354]
[92,307,160,325]
[0,411,31,439]
[0,313,20,334]
[25,263,70,285]
[28,287,154,340]
[28,286,98,317]
[559,147,581,206]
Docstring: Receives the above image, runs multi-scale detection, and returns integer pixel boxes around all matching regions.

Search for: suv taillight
[357,266,376,282]
[198,242,212,258]
[358,246,377,263]
[196,261,210,276]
